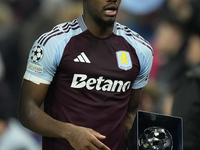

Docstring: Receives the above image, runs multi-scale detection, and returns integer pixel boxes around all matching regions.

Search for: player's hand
[66,125,110,150]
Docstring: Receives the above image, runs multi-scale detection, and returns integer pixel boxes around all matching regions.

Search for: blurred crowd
[0,0,200,149]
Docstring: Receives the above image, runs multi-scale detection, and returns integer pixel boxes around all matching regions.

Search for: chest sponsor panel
[71,74,131,92]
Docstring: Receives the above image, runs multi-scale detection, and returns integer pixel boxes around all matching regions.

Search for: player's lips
[104,4,118,16]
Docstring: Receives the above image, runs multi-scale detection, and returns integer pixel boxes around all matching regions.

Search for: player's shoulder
[114,22,140,38]
[35,18,82,47]
[115,22,153,56]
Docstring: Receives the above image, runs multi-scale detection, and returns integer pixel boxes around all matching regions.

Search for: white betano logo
[71,74,131,92]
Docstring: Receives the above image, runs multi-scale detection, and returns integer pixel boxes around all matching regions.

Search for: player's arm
[19,79,110,150]
[19,79,62,137]
[124,34,153,135]
[125,88,142,137]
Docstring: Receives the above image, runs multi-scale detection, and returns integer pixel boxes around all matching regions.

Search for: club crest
[116,51,132,70]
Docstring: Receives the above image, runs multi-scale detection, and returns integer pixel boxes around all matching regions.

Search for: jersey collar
[77,15,117,34]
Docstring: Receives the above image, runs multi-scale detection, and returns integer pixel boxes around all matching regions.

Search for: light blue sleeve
[116,25,154,89]
[24,21,82,83]
[132,43,153,89]
[25,36,65,82]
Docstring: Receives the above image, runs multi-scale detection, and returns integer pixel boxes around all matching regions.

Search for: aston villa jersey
[24,16,153,150]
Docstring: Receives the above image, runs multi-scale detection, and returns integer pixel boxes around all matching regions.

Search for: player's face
[83,0,121,28]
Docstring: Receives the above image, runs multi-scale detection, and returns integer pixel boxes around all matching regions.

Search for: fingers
[89,131,110,150]
[67,125,110,150]
[94,141,110,150]
[89,130,106,140]
[91,137,111,150]
[87,143,102,150]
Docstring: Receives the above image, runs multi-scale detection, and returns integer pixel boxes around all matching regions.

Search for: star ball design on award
[138,126,173,150]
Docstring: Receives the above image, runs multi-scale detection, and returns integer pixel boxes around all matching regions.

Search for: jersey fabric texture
[24,15,153,150]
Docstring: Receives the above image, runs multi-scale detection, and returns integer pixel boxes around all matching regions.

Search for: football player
[19,0,153,150]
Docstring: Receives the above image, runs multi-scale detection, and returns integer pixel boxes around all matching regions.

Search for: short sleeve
[132,44,153,89]
[24,36,62,83]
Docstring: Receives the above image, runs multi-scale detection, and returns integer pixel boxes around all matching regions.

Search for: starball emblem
[138,126,173,150]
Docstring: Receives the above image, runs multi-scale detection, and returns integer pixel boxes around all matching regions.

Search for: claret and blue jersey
[24,15,153,150]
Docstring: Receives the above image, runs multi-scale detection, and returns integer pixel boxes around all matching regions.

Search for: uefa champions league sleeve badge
[30,45,44,63]
[128,111,183,150]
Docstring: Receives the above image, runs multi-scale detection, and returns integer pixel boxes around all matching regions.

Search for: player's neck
[83,15,114,38]
[90,25,114,38]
